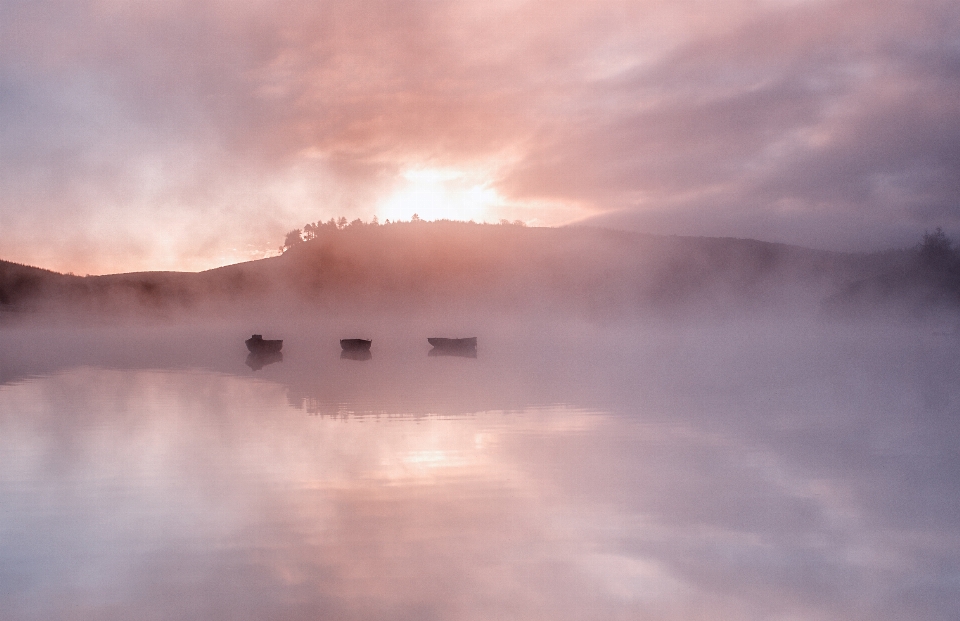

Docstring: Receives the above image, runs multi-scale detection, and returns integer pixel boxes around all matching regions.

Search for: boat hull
[427,337,477,349]
[246,335,282,354]
[340,339,372,351]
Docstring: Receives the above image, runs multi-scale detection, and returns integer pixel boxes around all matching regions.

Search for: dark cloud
[559,0,960,247]
[0,0,958,271]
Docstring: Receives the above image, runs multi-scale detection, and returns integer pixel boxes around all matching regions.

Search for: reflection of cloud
[1,337,959,620]
[0,369,599,618]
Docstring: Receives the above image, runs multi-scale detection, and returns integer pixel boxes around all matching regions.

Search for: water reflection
[428,337,478,358]
[341,349,372,361]
[246,350,284,370]
[1,321,959,620]
[428,346,477,358]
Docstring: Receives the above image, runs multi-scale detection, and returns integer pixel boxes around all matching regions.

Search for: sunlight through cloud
[377,168,505,223]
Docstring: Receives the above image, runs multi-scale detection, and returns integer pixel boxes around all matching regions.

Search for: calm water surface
[1,320,959,620]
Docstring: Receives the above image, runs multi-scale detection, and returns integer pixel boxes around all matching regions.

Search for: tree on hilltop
[917,226,956,269]
[280,228,305,253]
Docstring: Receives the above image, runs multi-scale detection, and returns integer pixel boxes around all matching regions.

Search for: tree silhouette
[281,228,304,253]
[917,226,955,269]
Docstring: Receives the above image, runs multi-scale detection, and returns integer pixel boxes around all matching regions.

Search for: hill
[0,260,72,310]
[0,222,916,323]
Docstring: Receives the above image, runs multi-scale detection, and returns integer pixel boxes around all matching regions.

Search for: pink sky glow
[1,0,958,273]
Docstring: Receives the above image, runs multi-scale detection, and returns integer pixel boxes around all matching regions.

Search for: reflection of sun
[377,168,504,222]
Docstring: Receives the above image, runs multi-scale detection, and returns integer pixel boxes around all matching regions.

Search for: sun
[377,168,504,222]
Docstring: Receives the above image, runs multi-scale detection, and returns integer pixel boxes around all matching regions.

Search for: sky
[1,0,959,274]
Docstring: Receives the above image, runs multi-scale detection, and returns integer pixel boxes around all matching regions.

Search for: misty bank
[0,222,947,324]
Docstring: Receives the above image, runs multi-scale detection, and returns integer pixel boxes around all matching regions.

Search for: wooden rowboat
[246,334,282,354]
[427,337,477,349]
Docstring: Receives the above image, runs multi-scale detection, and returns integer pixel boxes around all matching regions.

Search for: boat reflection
[428,345,477,358]
[428,337,477,358]
[246,350,283,370]
[340,349,373,361]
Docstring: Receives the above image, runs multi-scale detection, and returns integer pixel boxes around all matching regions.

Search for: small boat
[340,338,372,351]
[427,337,477,349]
[246,334,282,354]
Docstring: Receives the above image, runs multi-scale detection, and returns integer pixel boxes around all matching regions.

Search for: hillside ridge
[0,222,919,321]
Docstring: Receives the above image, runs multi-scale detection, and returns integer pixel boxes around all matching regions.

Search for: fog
[2,224,960,619]
[2,309,960,619]
[0,222,916,327]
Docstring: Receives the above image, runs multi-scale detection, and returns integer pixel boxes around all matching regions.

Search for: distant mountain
[0,222,927,323]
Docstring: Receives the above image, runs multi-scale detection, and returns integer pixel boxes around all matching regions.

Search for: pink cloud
[0,0,958,271]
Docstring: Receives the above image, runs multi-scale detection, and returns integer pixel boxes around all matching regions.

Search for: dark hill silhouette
[0,222,915,322]
[0,260,71,310]
[825,228,960,316]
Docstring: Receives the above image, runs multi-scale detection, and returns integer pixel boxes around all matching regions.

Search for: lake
[1,317,958,620]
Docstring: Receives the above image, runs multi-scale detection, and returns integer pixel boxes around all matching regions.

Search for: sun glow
[377,168,505,222]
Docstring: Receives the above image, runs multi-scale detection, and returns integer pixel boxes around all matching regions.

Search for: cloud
[0,0,958,271]
[541,0,960,247]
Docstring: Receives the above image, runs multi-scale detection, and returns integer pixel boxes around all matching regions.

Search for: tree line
[280,216,527,253]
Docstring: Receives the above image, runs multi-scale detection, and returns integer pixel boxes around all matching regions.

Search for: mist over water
[2,313,959,620]
[2,0,958,610]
